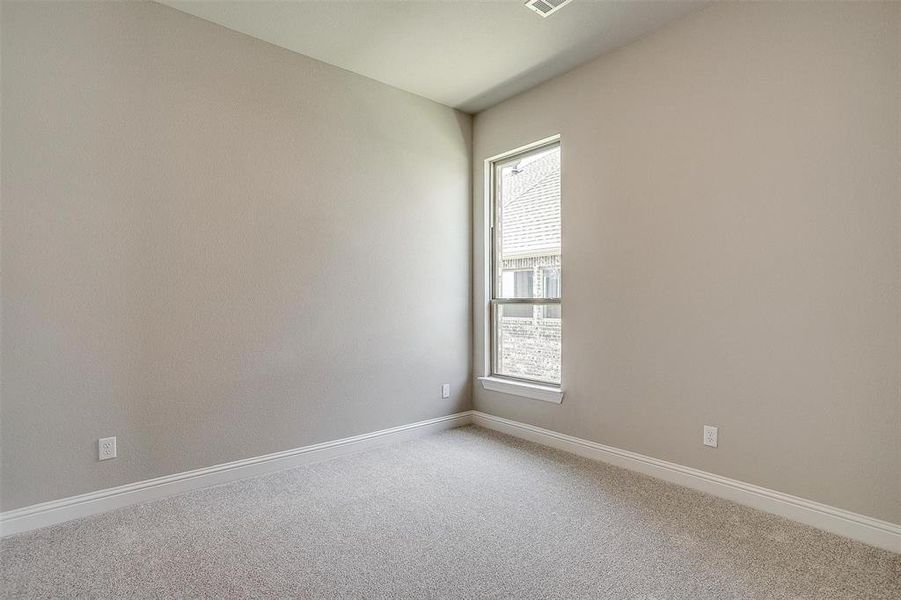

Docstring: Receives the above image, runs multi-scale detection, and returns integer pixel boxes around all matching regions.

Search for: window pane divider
[491,298,560,304]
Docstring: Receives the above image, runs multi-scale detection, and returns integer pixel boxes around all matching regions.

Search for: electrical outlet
[442,383,450,399]
[703,426,718,448]
[99,436,117,461]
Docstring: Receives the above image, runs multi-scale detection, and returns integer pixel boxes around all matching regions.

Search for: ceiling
[160,1,708,114]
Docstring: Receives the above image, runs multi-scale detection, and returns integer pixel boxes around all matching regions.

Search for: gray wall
[1,1,471,511]
[473,2,901,523]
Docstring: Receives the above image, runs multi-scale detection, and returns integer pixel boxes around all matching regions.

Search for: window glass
[542,268,561,319]
[504,270,534,318]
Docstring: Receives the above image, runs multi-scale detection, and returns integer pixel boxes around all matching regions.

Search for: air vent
[524,0,574,18]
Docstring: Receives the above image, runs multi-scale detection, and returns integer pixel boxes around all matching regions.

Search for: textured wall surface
[1,1,471,510]
[474,2,901,523]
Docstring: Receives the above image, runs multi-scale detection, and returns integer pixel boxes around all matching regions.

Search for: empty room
[1,0,899,598]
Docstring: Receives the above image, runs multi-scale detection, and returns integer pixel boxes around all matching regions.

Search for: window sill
[477,376,563,404]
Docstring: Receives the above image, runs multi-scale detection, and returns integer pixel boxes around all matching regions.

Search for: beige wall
[473,2,901,523]
[1,1,471,511]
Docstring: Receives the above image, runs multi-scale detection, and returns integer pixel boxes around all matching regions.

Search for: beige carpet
[2,426,899,599]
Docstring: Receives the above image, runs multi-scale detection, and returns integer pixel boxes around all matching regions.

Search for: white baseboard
[0,411,473,537]
[471,411,901,554]
[5,409,898,554]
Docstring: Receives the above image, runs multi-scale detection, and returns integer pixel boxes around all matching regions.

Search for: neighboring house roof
[501,151,561,259]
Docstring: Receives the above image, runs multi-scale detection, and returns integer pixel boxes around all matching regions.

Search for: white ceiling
[160,1,708,114]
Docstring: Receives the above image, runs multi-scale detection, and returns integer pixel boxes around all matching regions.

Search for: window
[489,140,561,386]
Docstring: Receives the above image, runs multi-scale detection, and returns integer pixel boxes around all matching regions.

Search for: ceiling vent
[524,0,574,18]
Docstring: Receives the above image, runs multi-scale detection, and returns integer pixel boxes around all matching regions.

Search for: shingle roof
[501,151,560,259]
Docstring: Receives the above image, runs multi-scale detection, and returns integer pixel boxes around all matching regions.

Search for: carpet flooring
[1,425,899,599]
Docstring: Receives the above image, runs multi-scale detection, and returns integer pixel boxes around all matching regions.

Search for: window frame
[487,137,562,389]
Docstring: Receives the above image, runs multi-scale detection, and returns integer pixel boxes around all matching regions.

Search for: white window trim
[479,134,564,404]
[478,376,563,404]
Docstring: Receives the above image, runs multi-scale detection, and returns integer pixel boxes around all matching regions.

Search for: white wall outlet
[99,436,117,461]
[441,383,450,399]
[703,425,718,448]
